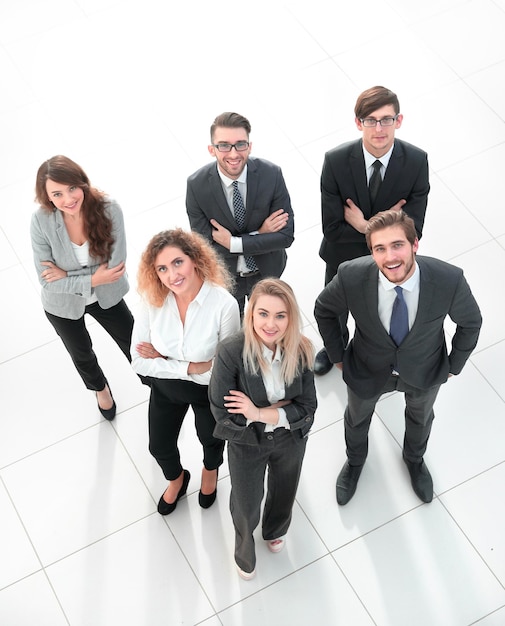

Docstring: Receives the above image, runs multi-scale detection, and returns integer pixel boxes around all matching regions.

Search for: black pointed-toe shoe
[158,469,191,515]
[336,461,364,505]
[403,457,433,503]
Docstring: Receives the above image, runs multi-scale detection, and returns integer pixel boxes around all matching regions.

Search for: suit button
[267,434,274,440]
[305,416,312,422]
[224,420,231,425]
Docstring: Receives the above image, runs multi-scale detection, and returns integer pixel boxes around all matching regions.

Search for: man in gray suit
[315,86,430,375]
[186,112,294,313]
[315,209,481,505]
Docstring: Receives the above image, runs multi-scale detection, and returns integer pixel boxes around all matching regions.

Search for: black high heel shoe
[198,468,219,509]
[96,384,116,421]
[158,470,191,515]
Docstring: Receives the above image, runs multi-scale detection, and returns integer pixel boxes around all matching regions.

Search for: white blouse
[131,281,240,386]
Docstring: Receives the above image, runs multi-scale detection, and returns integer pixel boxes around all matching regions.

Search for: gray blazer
[186,157,294,278]
[314,255,482,399]
[30,199,129,320]
[209,332,317,445]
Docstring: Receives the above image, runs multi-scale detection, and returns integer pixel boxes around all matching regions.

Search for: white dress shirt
[363,143,394,183]
[377,262,420,334]
[131,281,240,385]
[245,344,290,432]
[217,165,256,274]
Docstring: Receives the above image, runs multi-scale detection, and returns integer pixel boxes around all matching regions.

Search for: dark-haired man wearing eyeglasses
[314,86,430,376]
[186,112,294,313]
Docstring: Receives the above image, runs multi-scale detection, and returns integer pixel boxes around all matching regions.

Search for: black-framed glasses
[360,116,398,127]
[212,141,250,152]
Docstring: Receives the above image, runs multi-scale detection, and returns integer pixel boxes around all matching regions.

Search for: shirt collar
[362,143,394,170]
[217,164,248,187]
[261,343,283,363]
[378,261,420,292]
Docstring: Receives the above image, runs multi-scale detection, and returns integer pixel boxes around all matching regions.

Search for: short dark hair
[354,86,400,119]
[365,209,417,249]
[210,112,251,142]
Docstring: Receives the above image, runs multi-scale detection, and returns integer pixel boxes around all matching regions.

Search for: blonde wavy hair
[137,228,234,307]
[242,279,314,385]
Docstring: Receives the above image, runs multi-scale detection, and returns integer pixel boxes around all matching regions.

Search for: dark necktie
[390,286,409,345]
[369,160,382,206]
[232,181,258,272]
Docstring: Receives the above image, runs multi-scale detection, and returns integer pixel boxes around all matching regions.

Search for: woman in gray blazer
[31,155,133,420]
[209,279,317,580]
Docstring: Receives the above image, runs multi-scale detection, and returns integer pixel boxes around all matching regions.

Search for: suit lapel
[350,141,372,217]
[208,166,238,231]
[376,140,404,207]
[245,158,258,227]
[408,258,436,336]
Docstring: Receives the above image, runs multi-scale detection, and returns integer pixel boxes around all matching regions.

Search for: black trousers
[148,378,225,481]
[233,272,262,316]
[45,299,133,391]
[344,374,442,465]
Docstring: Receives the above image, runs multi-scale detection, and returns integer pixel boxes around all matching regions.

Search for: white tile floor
[1,0,504,624]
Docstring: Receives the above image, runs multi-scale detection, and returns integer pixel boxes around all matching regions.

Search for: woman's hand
[188,360,212,375]
[41,261,67,282]
[224,390,258,421]
[136,342,164,360]
[92,262,125,287]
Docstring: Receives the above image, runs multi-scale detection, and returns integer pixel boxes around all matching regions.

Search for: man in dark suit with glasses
[315,86,430,375]
[186,112,294,314]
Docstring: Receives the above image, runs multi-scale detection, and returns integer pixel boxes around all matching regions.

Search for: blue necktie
[232,181,258,271]
[390,286,409,345]
[369,160,382,206]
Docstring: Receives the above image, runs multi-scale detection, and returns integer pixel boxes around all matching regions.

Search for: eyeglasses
[360,116,398,127]
[212,141,250,153]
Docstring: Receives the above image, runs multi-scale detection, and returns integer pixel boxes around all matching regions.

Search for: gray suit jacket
[209,332,317,445]
[319,138,429,269]
[186,157,294,278]
[314,255,482,399]
[30,199,129,319]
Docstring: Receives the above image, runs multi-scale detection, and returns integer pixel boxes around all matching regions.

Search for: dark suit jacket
[314,255,482,399]
[209,332,317,445]
[319,139,429,269]
[186,157,294,278]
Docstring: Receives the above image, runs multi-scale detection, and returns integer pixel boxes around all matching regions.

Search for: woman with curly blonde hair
[209,279,317,579]
[132,229,240,515]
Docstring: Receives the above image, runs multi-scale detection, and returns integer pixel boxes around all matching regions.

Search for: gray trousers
[228,429,307,573]
[345,374,442,466]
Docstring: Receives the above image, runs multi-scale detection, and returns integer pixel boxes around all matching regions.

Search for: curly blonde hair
[137,228,235,307]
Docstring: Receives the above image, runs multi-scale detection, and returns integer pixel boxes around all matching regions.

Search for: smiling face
[252,294,289,351]
[370,225,419,284]
[355,104,403,157]
[45,179,84,217]
[154,245,202,299]
[208,126,251,179]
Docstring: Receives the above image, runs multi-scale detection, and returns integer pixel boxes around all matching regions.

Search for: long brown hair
[242,279,314,385]
[35,155,114,261]
[137,228,235,307]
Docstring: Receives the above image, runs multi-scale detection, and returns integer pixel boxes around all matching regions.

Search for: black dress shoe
[96,385,116,421]
[158,469,191,515]
[336,461,363,505]
[404,457,433,503]
[314,348,333,376]
[198,468,219,509]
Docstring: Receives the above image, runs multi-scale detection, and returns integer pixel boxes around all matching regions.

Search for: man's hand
[210,219,232,250]
[344,199,367,233]
[258,209,289,234]
[389,199,407,212]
